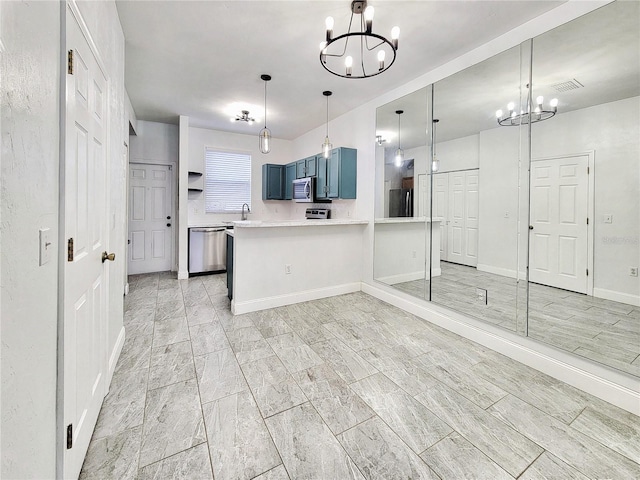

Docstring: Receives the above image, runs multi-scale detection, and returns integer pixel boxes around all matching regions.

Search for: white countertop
[374,217,442,224]
[232,219,368,228]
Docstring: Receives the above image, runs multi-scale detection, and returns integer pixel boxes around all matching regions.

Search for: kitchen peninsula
[228,218,368,314]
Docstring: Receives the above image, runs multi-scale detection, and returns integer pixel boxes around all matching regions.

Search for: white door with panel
[447,170,479,267]
[432,173,449,262]
[128,163,173,274]
[529,155,589,293]
[63,5,110,478]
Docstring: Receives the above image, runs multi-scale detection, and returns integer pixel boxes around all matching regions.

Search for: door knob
[167,223,172,227]
[102,251,115,263]
[167,216,171,220]
[529,225,534,230]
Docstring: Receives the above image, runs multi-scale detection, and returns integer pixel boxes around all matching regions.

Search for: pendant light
[394,109,404,167]
[322,91,333,159]
[432,118,440,173]
[259,74,272,154]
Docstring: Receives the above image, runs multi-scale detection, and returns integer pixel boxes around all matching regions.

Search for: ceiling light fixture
[322,91,333,159]
[259,74,272,154]
[320,0,399,79]
[232,110,255,125]
[431,119,440,173]
[496,96,558,126]
[394,109,403,167]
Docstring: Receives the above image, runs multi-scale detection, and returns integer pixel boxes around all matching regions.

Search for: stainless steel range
[305,208,330,219]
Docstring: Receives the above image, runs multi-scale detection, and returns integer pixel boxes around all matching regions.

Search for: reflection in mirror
[527,1,640,376]
[428,43,530,332]
[374,87,432,299]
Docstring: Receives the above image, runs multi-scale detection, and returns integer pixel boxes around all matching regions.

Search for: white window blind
[204,149,252,213]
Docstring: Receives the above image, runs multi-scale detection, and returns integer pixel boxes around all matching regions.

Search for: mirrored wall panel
[428,43,531,333]
[373,1,639,378]
[526,1,640,375]
[374,87,431,299]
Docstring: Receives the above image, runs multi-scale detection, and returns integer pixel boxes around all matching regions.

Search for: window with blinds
[204,149,252,213]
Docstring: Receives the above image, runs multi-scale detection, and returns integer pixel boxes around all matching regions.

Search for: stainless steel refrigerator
[389,188,413,217]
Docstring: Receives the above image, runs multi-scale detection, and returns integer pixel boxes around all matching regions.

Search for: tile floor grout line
[182,276,219,480]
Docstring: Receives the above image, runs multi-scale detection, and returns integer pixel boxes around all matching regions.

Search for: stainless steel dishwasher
[188,227,227,275]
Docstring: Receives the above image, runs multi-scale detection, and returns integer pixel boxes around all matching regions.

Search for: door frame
[127,161,176,274]
[57,1,112,478]
[530,151,595,296]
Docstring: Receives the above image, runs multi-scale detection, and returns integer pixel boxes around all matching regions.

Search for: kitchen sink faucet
[241,203,251,220]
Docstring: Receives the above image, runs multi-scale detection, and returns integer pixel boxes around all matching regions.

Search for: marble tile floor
[80,271,640,479]
[394,262,640,377]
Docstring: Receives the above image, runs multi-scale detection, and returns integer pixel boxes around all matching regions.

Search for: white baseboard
[593,287,640,307]
[232,282,361,315]
[476,263,521,279]
[376,269,442,285]
[124,283,130,295]
[106,326,125,388]
[362,281,640,416]
[177,270,189,280]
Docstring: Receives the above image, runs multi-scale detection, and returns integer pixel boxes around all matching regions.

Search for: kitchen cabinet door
[284,163,296,200]
[316,155,328,199]
[337,147,357,199]
[296,159,306,178]
[262,163,284,200]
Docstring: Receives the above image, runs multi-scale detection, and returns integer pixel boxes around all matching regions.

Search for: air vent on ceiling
[551,78,584,92]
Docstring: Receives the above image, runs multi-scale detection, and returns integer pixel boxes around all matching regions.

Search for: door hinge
[586,268,589,276]
[67,238,74,262]
[586,217,589,225]
[66,424,73,449]
[587,166,590,174]
[67,50,74,75]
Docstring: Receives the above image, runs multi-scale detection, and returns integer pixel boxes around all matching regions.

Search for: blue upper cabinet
[336,147,357,199]
[296,155,317,179]
[262,163,284,200]
[284,162,296,200]
[316,147,357,199]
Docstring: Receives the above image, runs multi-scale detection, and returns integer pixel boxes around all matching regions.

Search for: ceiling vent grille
[551,79,584,92]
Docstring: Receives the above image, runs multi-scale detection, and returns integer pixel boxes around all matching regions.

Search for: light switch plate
[39,228,52,266]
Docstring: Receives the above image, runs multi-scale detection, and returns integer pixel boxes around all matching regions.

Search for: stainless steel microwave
[292,177,315,203]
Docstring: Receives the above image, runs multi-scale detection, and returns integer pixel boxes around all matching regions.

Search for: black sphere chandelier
[320,0,399,79]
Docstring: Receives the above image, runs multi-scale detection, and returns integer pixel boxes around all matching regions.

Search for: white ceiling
[376,0,640,149]
[115,0,566,141]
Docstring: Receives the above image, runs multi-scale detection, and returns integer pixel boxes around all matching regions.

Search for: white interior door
[464,171,479,267]
[447,170,479,266]
[432,173,449,262]
[529,155,589,293]
[128,163,173,274]
[63,6,109,478]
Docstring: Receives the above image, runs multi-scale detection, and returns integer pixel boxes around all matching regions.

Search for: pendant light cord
[326,94,329,137]
[264,80,268,129]
[398,114,401,149]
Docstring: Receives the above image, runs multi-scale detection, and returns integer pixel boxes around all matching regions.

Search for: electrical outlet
[630,267,638,277]
[504,211,510,218]
[475,287,488,305]
[285,264,292,275]
[604,214,613,224]
[347,210,351,217]
[412,250,417,258]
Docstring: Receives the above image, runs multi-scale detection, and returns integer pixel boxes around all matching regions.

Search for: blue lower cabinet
[285,163,296,200]
[262,163,284,200]
[226,234,233,300]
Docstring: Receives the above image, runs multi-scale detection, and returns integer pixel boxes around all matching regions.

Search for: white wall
[130,120,179,165]
[436,134,480,172]
[1,2,127,477]
[1,2,60,477]
[232,224,365,314]
[187,126,294,225]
